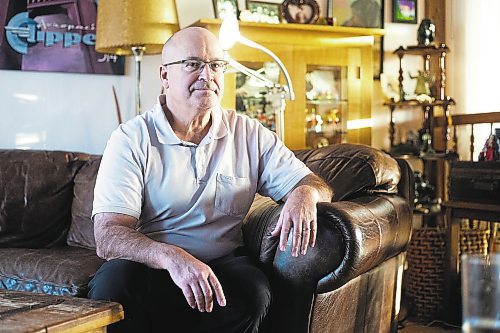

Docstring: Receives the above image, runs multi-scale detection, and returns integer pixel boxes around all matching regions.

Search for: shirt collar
[153,95,228,146]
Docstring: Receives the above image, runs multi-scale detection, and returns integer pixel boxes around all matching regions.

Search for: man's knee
[88,259,147,301]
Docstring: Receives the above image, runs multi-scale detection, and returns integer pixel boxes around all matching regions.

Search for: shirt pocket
[215,174,253,217]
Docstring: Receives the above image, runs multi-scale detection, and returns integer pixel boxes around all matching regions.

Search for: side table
[443,200,500,323]
[0,290,124,332]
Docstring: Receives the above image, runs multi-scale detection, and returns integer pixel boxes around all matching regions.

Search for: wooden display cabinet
[193,19,383,150]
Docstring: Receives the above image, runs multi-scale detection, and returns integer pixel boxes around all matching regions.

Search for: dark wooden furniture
[443,201,500,323]
[0,289,123,332]
[384,44,457,228]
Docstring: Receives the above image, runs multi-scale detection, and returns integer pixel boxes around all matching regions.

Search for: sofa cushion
[0,150,85,248]
[67,157,101,249]
[294,143,400,201]
[0,247,104,297]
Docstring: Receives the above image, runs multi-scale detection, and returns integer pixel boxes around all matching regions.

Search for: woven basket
[459,221,490,256]
[406,228,446,322]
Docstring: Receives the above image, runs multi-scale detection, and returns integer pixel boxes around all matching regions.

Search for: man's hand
[94,213,226,313]
[271,174,332,257]
[165,248,226,313]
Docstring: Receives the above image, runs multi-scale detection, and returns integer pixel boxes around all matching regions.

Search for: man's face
[161,28,226,112]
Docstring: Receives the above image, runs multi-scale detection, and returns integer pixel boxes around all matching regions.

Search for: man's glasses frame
[163,59,228,74]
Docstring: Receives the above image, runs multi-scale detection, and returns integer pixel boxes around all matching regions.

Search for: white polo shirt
[92,97,312,262]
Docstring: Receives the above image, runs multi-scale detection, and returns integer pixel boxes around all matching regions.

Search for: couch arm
[242,194,412,293]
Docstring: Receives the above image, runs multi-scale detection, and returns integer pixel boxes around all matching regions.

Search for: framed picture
[213,0,239,19]
[329,0,384,28]
[392,0,417,23]
[281,0,320,24]
[246,1,282,24]
[373,36,384,80]
[0,0,124,75]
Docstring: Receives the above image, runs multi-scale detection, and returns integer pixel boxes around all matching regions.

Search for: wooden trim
[444,200,500,213]
[434,111,500,127]
[425,0,446,45]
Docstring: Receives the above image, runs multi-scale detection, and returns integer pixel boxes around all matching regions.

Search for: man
[88,26,332,333]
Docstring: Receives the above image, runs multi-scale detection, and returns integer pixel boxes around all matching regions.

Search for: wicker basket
[406,228,446,322]
[459,221,490,256]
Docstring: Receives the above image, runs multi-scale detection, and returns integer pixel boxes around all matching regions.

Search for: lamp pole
[131,46,146,116]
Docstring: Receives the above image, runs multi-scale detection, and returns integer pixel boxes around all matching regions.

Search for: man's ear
[159,66,169,90]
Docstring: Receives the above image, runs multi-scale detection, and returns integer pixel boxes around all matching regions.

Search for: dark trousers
[87,252,272,333]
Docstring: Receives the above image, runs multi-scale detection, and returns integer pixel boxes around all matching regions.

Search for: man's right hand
[165,248,226,313]
[94,213,226,313]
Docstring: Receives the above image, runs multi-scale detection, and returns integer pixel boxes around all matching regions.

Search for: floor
[398,320,461,333]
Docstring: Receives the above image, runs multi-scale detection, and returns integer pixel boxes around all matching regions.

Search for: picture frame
[245,1,282,24]
[329,0,384,28]
[392,0,417,24]
[373,36,384,80]
[281,0,320,24]
[213,0,239,20]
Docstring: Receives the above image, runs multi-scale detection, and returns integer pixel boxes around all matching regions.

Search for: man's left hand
[271,185,318,257]
[271,174,332,257]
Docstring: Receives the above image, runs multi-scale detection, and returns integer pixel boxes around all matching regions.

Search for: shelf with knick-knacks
[384,43,456,155]
[384,43,458,224]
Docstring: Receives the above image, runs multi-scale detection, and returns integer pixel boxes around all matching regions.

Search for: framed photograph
[246,1,282,24]
[329,0,384,28]
[392,0,417,23]
[213,0,239,19]
[281,0,320,24]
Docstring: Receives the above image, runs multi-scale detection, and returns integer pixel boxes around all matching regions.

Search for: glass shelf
[305,65,348,148]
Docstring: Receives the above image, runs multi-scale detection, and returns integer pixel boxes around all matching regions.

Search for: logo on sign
[4,12,96,55]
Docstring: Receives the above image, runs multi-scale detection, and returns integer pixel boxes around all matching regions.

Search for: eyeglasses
[163,59,228,74]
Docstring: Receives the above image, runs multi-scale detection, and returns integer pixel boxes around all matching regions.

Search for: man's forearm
[94,214,181,270]
[285,173,333,202]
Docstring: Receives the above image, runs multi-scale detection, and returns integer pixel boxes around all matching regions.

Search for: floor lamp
[95,0,178,116]
[219,16,294,141]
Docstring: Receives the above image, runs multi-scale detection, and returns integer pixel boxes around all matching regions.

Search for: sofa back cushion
[0,150,84,248]
[67,157,101,249]
[294,143,400,201]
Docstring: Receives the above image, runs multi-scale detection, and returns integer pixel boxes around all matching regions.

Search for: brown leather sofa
[0,144,413,333]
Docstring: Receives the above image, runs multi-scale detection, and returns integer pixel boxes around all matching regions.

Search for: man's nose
[198,63,214,80]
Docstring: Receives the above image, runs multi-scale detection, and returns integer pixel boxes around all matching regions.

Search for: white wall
[0,56,165,155]
[446,0,500,160]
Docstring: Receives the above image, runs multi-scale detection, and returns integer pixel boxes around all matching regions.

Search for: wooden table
[0,290,123,333]
[443,200,500,324]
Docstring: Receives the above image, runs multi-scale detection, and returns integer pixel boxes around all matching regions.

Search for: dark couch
[0,144,413,333]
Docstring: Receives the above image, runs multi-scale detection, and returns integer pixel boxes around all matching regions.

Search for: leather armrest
[242,194,412,293]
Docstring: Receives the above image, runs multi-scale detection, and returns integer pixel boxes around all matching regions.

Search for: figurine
[478,134,500,161]
[417,19,436,46]
[409,70,435,97]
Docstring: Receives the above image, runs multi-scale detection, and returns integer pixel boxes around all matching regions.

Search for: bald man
[88,27,332,333]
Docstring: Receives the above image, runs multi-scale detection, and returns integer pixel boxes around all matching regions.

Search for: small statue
[417,19,436,46]
[409,70,435,97]
[478,134,500,161]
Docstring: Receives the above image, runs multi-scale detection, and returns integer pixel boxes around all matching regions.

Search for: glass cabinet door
[233,61,281,133]
[305,65,348,148]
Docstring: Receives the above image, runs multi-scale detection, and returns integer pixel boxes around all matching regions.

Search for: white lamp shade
[219,16,240,51]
